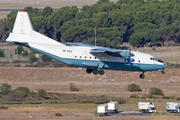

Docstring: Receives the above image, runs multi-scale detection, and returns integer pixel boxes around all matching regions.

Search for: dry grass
[0,103,180,120]
[0,65,180,120]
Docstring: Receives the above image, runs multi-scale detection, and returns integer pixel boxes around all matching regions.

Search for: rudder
[12,10,34,34]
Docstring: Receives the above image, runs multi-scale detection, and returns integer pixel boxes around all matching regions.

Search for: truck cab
[166,102,180,113]
[138,102,156,113]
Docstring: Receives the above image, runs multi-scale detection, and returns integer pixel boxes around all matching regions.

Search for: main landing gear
[86,68,105,75]
[139,72,145,79]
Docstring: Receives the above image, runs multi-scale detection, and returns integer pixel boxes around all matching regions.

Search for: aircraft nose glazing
[164,63,167,67]
[157,59,166,69]
[161,61,166,69]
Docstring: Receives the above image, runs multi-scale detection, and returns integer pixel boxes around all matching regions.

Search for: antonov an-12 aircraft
[6,10,166,79]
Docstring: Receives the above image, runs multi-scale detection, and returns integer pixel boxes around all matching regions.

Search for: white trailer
[166,102,180,113]
[97,104,108,116]
[138,102,156,113]
[107,101,119,113]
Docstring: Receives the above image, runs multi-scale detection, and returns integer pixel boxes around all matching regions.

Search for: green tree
[5,11,17,34]
[47,11,63,41]
[15,46,24,55]
[41,54,52,62]
[32,16,47,34]
[93,12,108,27]
[0,48,5,57]
[60,6,78,22]
[15,87,30,95]
[22,50,29,57]
[42,6,53,17]
[29,53,38,63]
[4,0,180,47]
[130,22,159,47]
[59,21,75,35]
[158,25,179,46]
[97,0,110,4]
[0,83,11,95]
[0,19,6,43]
[127,83,142,92]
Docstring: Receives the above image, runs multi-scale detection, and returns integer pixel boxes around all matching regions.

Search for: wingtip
[18,10,27,12]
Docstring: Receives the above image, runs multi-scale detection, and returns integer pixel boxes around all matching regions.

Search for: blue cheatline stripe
[31,47,165,72]
[6,41,165,72]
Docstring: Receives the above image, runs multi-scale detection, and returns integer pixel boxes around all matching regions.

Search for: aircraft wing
[90,47,133,58]
[65,42,94,47]
[90,47,115,53]
[65,42,133,58]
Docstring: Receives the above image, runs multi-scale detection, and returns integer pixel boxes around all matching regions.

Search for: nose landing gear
[161,70,165,74]
[139,72,145,79]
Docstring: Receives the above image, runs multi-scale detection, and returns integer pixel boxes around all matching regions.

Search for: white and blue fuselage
[6,10,166,78]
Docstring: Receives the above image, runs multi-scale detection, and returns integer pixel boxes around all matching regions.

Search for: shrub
[69,83,79,91]
[0,48,5,57]
[38,89,46,98]
[55,113,62,117]
[176,97,180,100]
[163,96,174,99]
[29,91,36,97]
[152,46,156,51]
[8,90,26,102]
[0,83,11,95]
[41,54,52,62]
[0,106,8,109]
[15,46,24,55]
[22,50,29,57]
[15,87,30,94]
[149,87,164,96]
[130,93,138,98]
[127,83,142,92]
[29,54,38,62]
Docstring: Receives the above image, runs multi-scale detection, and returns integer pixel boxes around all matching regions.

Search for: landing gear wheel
[139,74,145,79]
[93,69,99,75]
[86,68,93,74]
[161,70,165,74]
[98,70,105,75]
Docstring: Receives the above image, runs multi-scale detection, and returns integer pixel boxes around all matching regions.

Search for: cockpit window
[150,57,157,61]
[157,59,164,63]
[150,57,164,63]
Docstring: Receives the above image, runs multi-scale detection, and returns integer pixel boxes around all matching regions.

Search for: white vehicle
[138,102,156,113]
[97,104,108,116]
[107,101,119,113]
[166,102,180,113]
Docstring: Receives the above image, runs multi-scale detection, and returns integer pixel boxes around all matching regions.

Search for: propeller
[119,46,133,64]
[127,49,132,64]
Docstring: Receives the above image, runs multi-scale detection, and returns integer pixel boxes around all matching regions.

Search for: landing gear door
[98,62,105,69]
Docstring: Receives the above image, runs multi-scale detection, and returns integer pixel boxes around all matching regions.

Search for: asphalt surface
[94,111,154,117]
[111,112,154,116]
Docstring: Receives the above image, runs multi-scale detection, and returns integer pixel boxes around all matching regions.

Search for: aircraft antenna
[95,27,96,46]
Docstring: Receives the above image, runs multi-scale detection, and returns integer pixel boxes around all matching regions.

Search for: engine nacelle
[119,50,131,58]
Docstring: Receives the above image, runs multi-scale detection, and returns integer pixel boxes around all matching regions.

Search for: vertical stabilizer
[12,10,34,34]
